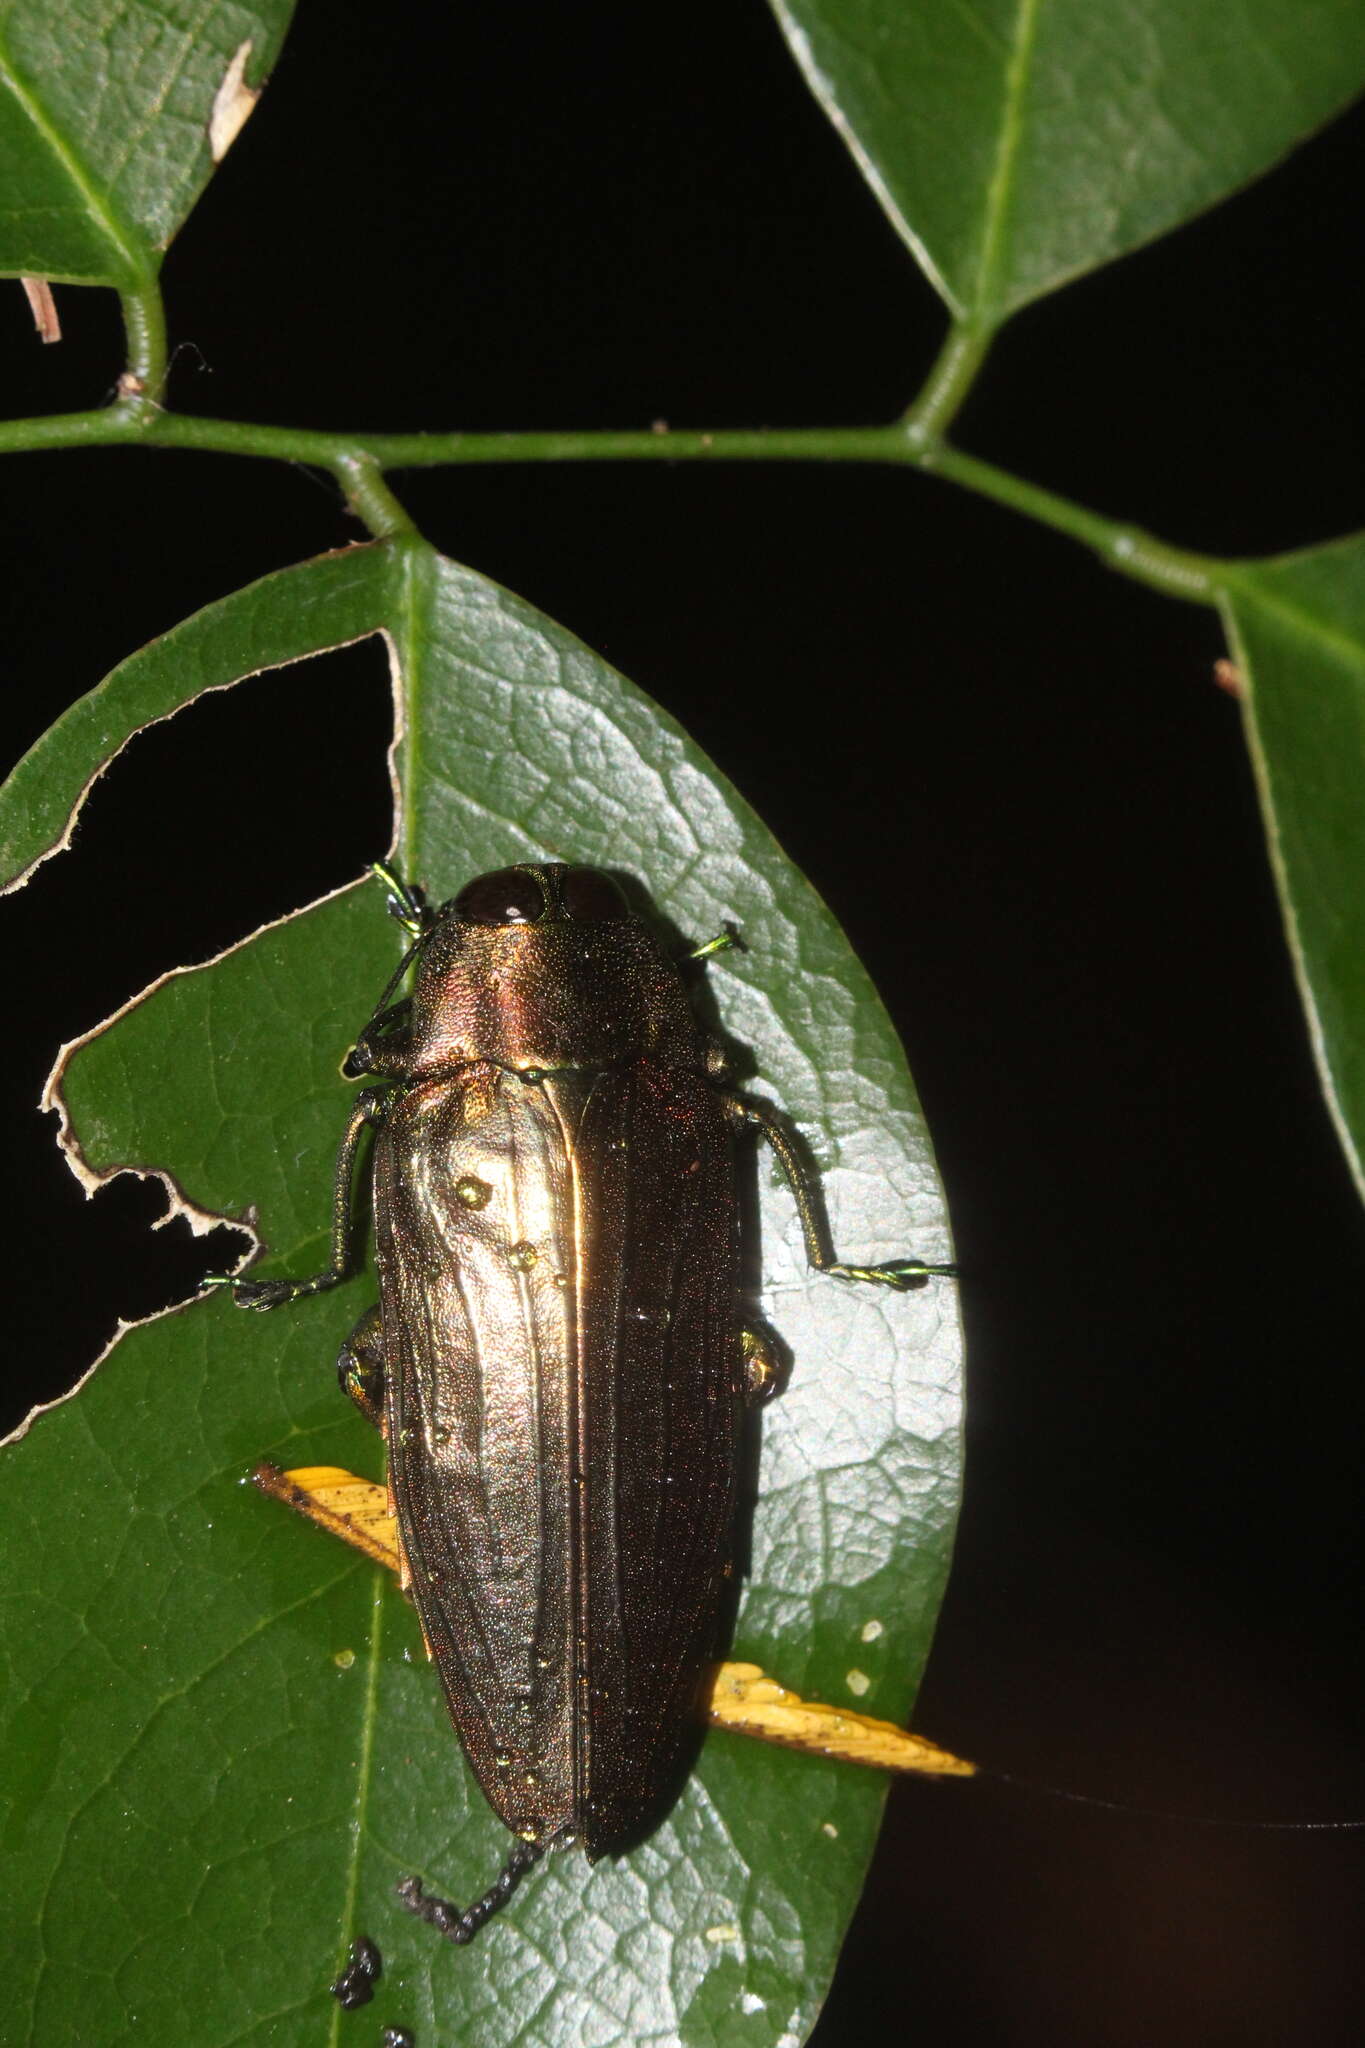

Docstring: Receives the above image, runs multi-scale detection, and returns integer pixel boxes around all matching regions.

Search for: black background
[3,5,1364,2044]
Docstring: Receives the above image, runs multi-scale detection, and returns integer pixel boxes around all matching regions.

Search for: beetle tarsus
[826,1257,958,1291]
[223,1273,338,1311]
[395,1837,547,1945]
[370,859,430,936]
[228,1277,305,1310]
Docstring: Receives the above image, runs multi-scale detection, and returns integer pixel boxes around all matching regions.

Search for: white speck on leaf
[705,1923,741,1944]
[845,1668,871,1696]
[860,1617,884,1642]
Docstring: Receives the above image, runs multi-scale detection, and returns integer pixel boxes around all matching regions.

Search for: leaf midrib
[328,1567,386,2048]
[324,539,422,2048]
[969,0,1045,325]
[1220,574,1365,676]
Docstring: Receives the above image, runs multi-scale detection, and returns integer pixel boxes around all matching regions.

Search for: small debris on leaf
[329,1934,382,2010]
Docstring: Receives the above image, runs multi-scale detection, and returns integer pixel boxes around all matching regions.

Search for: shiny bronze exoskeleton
[227,862,954,1942]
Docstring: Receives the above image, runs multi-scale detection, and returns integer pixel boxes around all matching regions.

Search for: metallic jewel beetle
[224,862,955,1941]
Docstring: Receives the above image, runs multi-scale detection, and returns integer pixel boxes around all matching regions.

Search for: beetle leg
[396,1836,549,1946]
[211,1087,393,1310]
[739,1324,783,1404]
[342,999,413,1079]
[724,1094,957,1291]
[337,1304,386,1430]
[370,858,431,936]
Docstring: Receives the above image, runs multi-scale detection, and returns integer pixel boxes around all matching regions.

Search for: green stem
[902,322,994,440]
[333,452,419,540]
[118,284,168,406]
[0,403,1226,604]
[922,442,1220,600]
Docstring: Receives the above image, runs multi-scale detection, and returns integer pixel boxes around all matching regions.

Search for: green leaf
[767,0,1365,326]
[0,2,293,286]
[0,542,963,2047]
[1220,534,1365,1202]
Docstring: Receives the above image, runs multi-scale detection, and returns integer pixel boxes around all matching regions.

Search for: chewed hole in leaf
[24,635,394,1002]
[4,636,393,1439]
[0,1164,250,1439]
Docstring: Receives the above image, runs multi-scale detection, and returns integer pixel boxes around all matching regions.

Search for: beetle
[220,860,955,1942]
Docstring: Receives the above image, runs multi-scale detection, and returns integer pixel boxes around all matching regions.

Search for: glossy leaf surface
[1221,535,1365,1201]
[0,541,963,2046]
[0,1,292,285]
[767,0,1365,323]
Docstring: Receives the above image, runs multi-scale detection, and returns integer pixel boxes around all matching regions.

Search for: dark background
[3,5,1364,2043]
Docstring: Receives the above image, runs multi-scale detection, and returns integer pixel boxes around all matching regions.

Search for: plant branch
[0,402,1224,603]
[921,443,1219,599]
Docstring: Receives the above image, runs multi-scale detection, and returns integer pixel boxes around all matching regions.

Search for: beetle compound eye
[562,868,629,921]
[453,868,546,925]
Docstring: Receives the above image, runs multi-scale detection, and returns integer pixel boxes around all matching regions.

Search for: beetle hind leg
[395,1836,548,1945]
[337,1305,386,1431]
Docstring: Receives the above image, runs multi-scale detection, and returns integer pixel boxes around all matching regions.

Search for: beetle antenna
[687,925,743,962]
[369,933,428,1017]
[395,1837,548,1945]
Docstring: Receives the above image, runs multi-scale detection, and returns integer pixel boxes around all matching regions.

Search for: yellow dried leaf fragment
[707,1661,975,1778]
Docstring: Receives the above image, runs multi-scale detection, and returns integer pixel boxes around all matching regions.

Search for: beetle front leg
[725,1095,957,1292]
[213,1087,393,1311]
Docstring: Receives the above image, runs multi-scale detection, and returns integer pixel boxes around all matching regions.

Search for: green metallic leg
[725,1094,957,1292]
[338,1304,386,1429]
[208,1086,393,1311]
